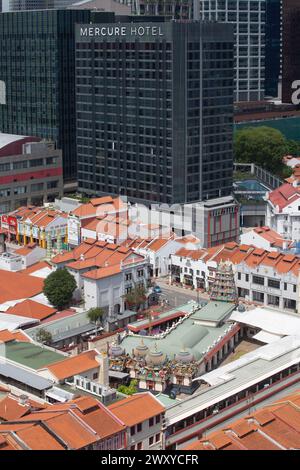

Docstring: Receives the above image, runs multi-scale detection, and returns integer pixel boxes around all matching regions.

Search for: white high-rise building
[200,0,266,102]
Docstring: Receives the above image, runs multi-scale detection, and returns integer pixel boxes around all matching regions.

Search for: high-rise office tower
[75,19,234,204]
[9,0,50,9]
[132,0,197,19]
[0,10,112,181]
[200,0,266,102]
[265,0,282,98]
[8,0,132,11]
[282,0,300,103]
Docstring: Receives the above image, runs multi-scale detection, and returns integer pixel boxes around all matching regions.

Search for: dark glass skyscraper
[265,0,281,97]
[282,0,300,103]
[0,9,112,181]
[75,19,234,205]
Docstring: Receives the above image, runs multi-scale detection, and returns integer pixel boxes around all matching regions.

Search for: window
[252,291,264,303]
[284,283,287,291]
[47,180,58,189]
[130,426,135,436]
[155,433,160,442]
[13,161,27,170]
[149,436,154,446]
[46,157,57,165]
[294,285,297,293]
[252,275,264,286]
[14,186,26,195]
[238,272,241,280]
[245,274,249,282]
[268,279,280,289]
[126,273,132,281]
[155,415,161,424]
[31,182,43,192]
[149,417,154,427]
[0,188,10,197]
[93,372,98,380]
[0,162,11,172]
[137,442,142,450]
[267,294,280,307]
[137,423,142,432]
[284,298,296,310]
[30,158,43,167]
[138,269,144,278]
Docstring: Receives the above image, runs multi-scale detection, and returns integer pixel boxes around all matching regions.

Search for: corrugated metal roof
[0,361,53,391]
[166,335,300,425]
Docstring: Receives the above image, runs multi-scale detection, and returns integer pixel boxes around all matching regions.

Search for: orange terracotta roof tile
[15,243,38,256]
[253,226,293,248]
[43,412,98,449]
[0,433,21,450]
[6,299,57,321]
[108,392,164,426]
[0,329,31,343]
[268,183,300,211]
[0,396,45,421]
[0,421,66,450]
[82,264,121,280]
[4,396,125,449]
[0,270,44,303]
[45,350,100,381]
[176,235,201,245]
[184,392,300,451]
[71,196,125,218]
[52,241,95,264]
[90,196,114,206]
[16,424,65,450]
[21,260,52,275]
[146,238,170,252]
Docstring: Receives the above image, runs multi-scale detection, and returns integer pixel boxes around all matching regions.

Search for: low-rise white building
[13,243,46,268]
[240,226,293,252]
[265,182,300,242]
[82,254,149,315]
[52,239,150,317]
[170,242,300,313]
[68,196,128,246]
[0,252,22,271]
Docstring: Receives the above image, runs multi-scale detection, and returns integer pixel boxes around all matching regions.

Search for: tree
[124,284,147,311]
[35,328,53,345]
[234,126,287,173]
[284,139,300,157]
[87,307,104,326]
[117,379,138,396]
[43,268,76,310]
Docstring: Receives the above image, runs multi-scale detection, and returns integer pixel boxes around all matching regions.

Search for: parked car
[152,285,162,294]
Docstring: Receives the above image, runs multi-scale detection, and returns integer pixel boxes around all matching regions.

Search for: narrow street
[153,277,209,308]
